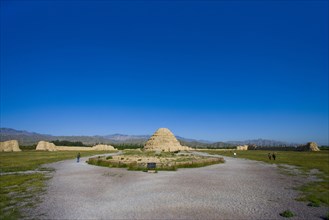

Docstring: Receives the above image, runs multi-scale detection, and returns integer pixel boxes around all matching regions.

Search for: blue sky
[1,0,328,145]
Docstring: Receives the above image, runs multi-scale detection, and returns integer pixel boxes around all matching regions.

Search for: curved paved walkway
[28,153,328,219]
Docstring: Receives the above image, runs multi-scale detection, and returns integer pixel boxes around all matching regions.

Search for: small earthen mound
[237,145,248,150]
[92,144,117,151]
[0,140,21,152]
[144,128,192,152]
[36,141,57,151]
[297,142,320,151]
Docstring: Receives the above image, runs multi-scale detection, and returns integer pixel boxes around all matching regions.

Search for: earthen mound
[297,142,320,151]
[0,140,21,152]
[144,128,192,152]
[36,141,57,151]
[92,144,117,151]
[237,145,248,150]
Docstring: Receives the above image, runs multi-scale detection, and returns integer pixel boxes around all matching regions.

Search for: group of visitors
[268,152,276,160]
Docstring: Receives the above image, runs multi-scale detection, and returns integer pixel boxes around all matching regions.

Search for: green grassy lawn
[0,151,117,172]
[0,173,49,219]
[199,149,329,206]
[0,150,115,219]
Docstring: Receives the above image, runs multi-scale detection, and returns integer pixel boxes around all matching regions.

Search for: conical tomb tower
[144,128,190,152]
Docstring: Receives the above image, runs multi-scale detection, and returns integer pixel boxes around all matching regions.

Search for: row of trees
[51,140,86,146]
[111,143,144,150]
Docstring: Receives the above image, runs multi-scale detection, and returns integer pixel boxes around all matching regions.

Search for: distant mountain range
[0,128,148,146]
[0,128,298,147]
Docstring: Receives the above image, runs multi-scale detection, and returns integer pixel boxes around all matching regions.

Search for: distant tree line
[205,145,236,149]
[19,144,37,150]
[179,140,235,149]
[51,140,86,146]
[111,143,144,150]
[250,146,297,151]
[248,146,329,151]
[319,146,329,150]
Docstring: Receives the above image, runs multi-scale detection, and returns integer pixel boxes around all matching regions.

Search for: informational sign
[147,162,156,170]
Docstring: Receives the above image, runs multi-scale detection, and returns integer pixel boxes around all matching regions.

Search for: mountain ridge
[0,127,298,147]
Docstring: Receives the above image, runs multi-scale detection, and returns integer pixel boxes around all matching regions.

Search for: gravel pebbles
[27,153,328,219]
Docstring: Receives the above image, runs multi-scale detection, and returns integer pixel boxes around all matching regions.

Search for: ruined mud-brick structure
[144,128,191,152]
[0,140,21,152]
[236,145,248,150]
[296,142,320,151]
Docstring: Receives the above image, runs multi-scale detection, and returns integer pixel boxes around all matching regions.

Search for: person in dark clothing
[77,152,81,163]
[272,152,276,160]
[268,153,272,160]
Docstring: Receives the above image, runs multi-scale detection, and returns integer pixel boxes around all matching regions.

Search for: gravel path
[28,153,328,219]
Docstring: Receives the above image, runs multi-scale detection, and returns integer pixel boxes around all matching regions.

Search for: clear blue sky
[1,0,328,145]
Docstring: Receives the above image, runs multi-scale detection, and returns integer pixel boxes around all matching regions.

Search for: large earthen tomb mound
[144,128,191,152]
[297,142,320,151]
[88,128,223,170]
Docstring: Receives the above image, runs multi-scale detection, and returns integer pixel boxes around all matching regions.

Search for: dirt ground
[27,153,328,219]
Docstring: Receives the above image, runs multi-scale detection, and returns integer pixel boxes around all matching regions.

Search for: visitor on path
[77,152,81,163]
[272,152,276,160]
[233,152,237,157]
[268,153,272,160]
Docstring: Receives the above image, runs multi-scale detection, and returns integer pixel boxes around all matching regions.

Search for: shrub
[280,210,295,218]
[307,201,320,207]
[106,156,112,160]
[98,160,110,167]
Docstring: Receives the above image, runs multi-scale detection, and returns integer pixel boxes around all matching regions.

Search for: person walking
[77,152,81,163]
[272,152,276,160]
[268,153,272,160]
